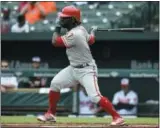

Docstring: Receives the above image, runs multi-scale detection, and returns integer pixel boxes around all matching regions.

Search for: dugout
[1,31,159,117]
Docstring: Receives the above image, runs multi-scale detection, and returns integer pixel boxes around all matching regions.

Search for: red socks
[47,90,120,119]
[99,96,120,119]
[47,90,60,115]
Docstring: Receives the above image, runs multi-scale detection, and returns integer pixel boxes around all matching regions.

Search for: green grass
[0,116,159,125]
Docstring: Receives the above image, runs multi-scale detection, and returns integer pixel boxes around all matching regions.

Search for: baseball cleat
[110,117,125,126]
[37,112,56,122]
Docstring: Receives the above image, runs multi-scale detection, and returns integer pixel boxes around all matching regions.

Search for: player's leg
[47,66,78,115]
[37,66,78,122]
[79,73,124,125]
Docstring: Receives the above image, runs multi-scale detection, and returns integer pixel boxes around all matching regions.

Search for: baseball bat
[97,28,145,32]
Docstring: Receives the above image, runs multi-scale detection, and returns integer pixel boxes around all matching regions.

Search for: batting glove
[90,26,98,35]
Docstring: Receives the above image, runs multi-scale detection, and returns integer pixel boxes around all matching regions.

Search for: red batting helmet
[59,6,81,22]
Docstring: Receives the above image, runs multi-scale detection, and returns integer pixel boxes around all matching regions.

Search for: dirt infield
[1,124,159,128]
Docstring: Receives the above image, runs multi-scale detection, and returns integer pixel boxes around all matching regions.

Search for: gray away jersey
[61,25,95,66]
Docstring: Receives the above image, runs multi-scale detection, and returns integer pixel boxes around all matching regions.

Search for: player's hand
[90,26,98,35]
[91,26,98,31]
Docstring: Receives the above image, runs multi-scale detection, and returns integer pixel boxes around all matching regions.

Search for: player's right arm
[112,93,119,105]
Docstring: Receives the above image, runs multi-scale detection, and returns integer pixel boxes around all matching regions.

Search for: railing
[1,69,159,117]
[1,68,158,78]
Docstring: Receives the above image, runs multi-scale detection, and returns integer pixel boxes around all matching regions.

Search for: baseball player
[112,78,138,116]
[37,6,124,126]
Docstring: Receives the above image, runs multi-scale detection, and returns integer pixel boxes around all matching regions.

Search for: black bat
[97,28,145,32]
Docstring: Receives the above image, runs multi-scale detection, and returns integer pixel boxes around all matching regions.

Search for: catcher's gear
[59,6,81,23]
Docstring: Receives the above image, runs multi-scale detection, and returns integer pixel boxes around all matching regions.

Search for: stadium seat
[1,1,158,32]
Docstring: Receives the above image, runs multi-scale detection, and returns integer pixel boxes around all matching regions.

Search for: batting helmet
[59,6,81,22]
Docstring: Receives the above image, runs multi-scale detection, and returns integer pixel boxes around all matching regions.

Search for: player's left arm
[88,26,97,45]
[88,34,95,45]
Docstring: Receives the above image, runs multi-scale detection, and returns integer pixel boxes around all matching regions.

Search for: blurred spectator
[20,1,57,24]
[1,60,10,70]
[18,2,28,12]
[1,60,18,92]
[79,86,97,116]
[11,15,29,33]
[28,56,47,88]
[88,1,109,9]
[150,24,159,32]
[112,78,138,116]
[1,8,10,34]
[73,2,88,6]
[31,56,41,69]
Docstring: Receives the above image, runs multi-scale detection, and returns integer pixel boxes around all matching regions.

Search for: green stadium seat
[1,1,156,32]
